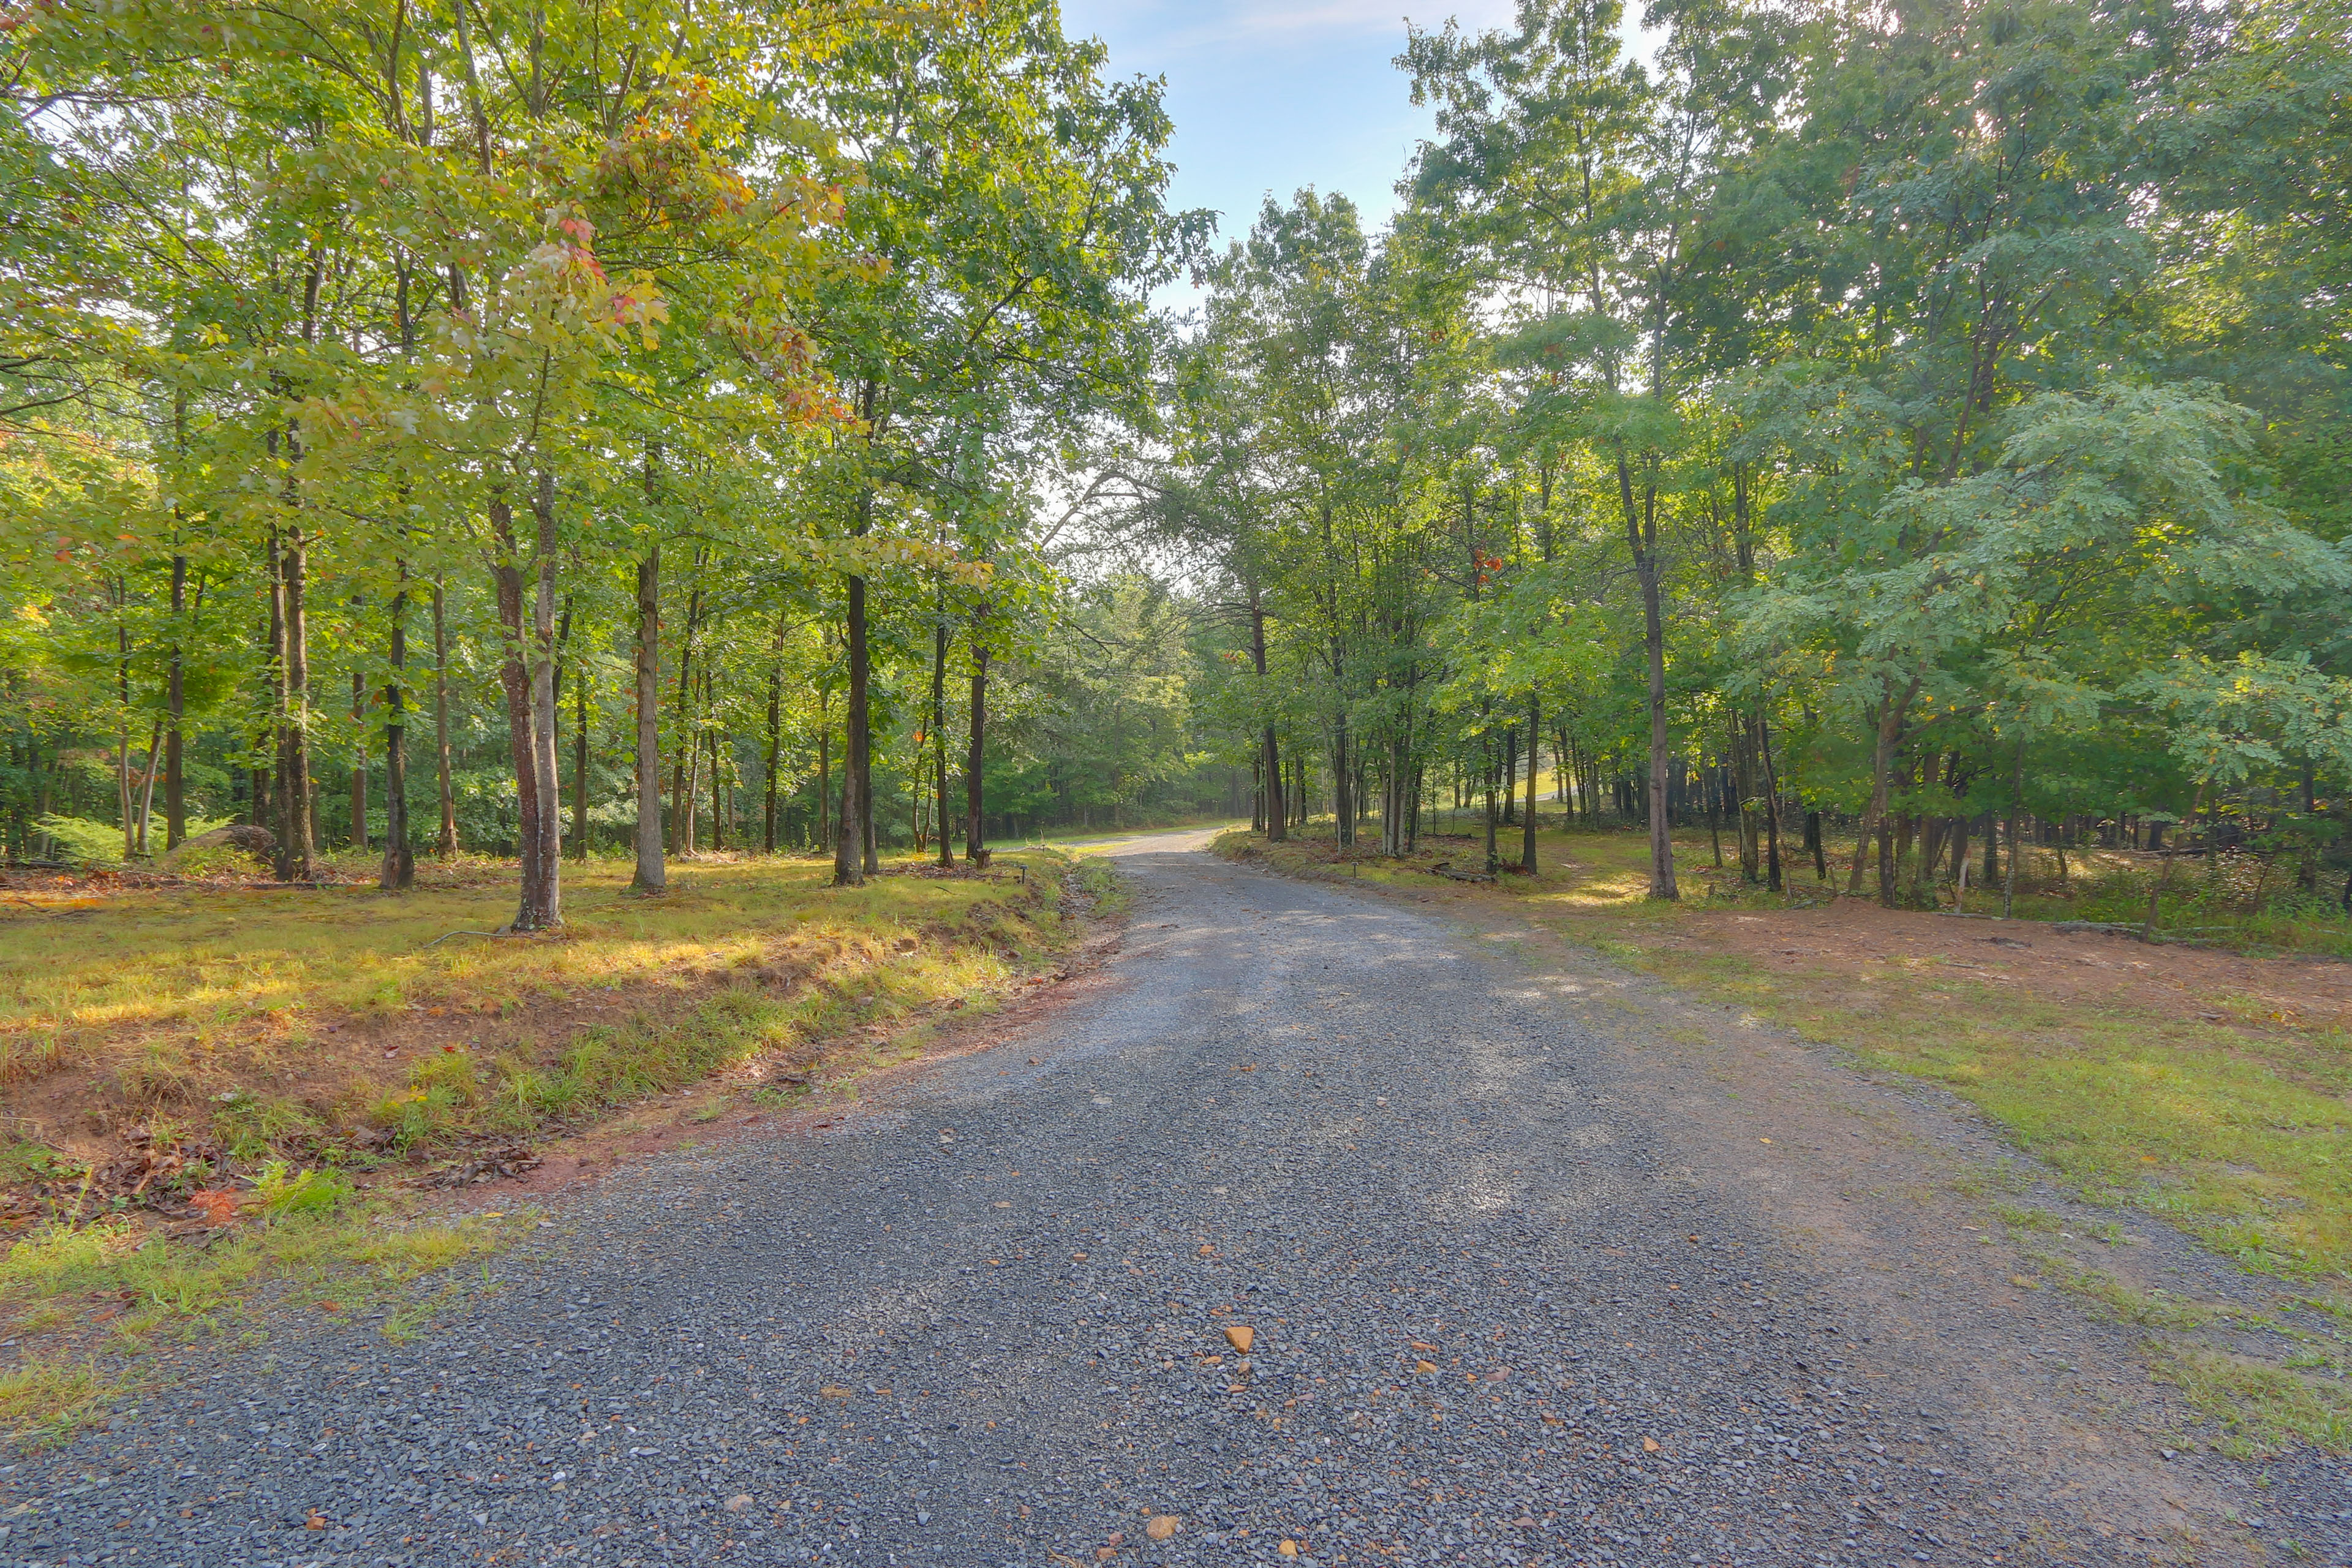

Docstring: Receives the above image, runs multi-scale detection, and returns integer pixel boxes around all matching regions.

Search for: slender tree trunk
[965,630,989,865]
[2002,738,2025,918]
[1617,451,1676,900]
[1847,679,1918,901]
[1483,729,1500,877]
[1521,695,1539,874]
[571,658,590,862]
[764,622,783,855]
[519,470,563,925]
[279,524,316,882]
[670,576,703,854]
[835,565,869,886]
[491,484,552,927]
[1755,712,1783,893]
[350,665,369,850]
[816,709,831,856]
[1252,587,1284,842]
[707,695,725,851]
[165,553,186,850]
[931,607,952,869]
[380,575,414,889]
[633,548,665,889]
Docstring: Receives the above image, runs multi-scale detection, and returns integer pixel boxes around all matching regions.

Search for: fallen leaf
[820,1385,853,1399]
[1278,1540,1300,1557]
[1095,1550,1117,1563]
[1414,1360,1438,1374]
[189,1189,239,1226]
[725,1494,752,1513]
[1146,1515,1181,1542]
[1197,1243,1216,1256]
[1409,1341,1438,1352]
[1106,1531,1125,1547]
[1642,1437,1660,1453]
[1225,1325,1254,1352]
[304,1510,328,1531]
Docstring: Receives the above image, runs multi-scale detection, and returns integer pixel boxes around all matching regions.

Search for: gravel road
[10,835,2334,1566]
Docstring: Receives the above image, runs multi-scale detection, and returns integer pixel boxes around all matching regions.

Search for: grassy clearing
[0,845,1108,1442]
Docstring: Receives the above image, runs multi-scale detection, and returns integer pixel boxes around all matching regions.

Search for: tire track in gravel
[10,834,2313,1566]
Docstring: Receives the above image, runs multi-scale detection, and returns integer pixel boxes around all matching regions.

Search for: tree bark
[431,579,458,857]
[965,628,989,865]
[1616,450,1676,900]
[379,575,414,889]
[931,606,952,869]
[1521,696,1539,874]
[834,565,869,886]
[1846,677,1918,903]
[276,521,317,883]
[1251,586,1284,842]
[165,552,186,850]
[669,575,703,854]
[350,665,369,850]
[764,619,783,855]
[518,469,563,925]
[571,657,590,862]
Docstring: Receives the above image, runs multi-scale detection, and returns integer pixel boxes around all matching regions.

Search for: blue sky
[1058,2,1663,307]
[1060,0,1523,251]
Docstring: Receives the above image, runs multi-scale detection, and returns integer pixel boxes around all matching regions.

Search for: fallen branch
[421,929,505,948]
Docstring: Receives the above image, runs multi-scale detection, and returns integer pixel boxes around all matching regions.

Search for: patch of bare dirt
[1637,890,2352,1041]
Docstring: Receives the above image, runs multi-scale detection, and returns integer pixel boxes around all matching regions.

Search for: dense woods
[6,0,2350,921]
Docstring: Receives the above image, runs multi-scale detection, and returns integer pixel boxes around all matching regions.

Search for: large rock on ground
[164,823,276,868]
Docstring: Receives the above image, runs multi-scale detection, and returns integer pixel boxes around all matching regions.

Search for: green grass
[0,846,1115,1442]
[2149,1344,2352,1457]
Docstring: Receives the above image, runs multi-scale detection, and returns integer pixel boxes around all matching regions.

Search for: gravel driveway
[9,835,2327,1566]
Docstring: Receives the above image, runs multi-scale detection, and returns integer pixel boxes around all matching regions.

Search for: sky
[1057,0,1518,246]
[1057,2,1662,307]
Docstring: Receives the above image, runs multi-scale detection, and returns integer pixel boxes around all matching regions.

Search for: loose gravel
[6,840,2324,1566]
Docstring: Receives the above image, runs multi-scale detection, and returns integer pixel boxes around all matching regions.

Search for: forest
[4,0,2350,929]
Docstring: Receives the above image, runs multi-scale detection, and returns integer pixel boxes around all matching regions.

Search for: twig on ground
[421,929,505,948]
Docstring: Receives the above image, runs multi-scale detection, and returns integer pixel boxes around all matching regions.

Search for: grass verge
[0,845,1110,1443]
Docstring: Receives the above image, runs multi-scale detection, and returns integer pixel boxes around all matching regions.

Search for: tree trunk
[965,630,989,865]
[1253,591,1284,843]
[633,545,665,891]
[492,483,555,929]
[165,553,186,850]
[1521,695,1539,874]
[764,622,783,855]
[350,666,369,850]
[669,576,703,854]
[277,523,317,883]
[835,565,869,886]
[1616,451,1676,900]
[1482,730,1500,876]
[380,576,415,889]
[431,579,458,858]
[816,708,831,856]
[571,658,590,862]
[1755,713,1784,893]
[521,470,564,925]
[1846,677,1918,903]
[2002,739,2025,918]
[932,608,952,869]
